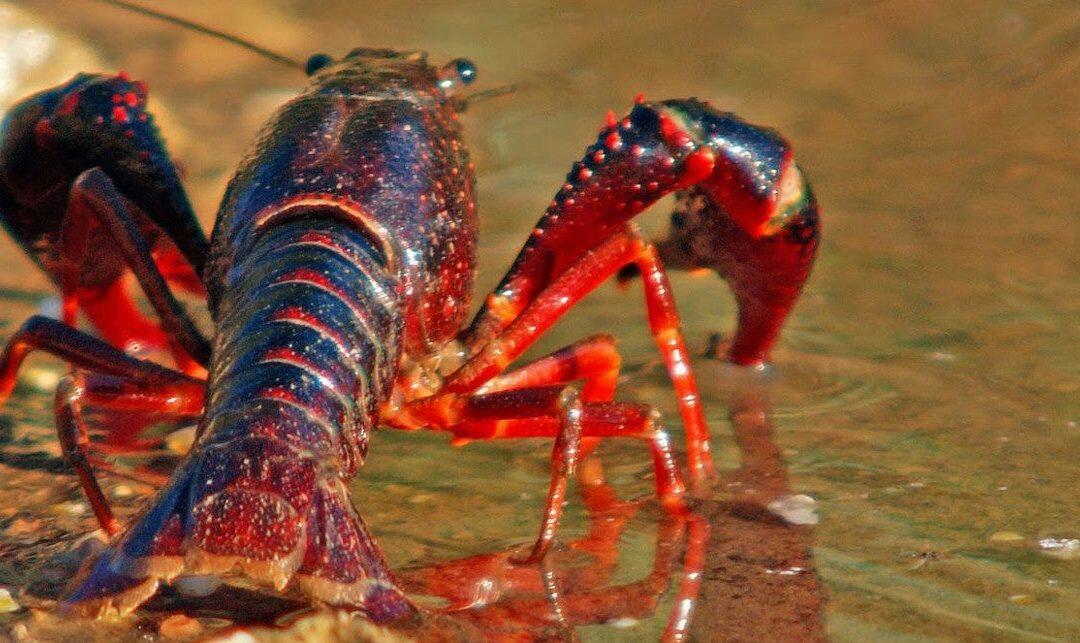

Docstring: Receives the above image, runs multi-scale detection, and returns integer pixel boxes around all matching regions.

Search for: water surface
[1,1,1077,640]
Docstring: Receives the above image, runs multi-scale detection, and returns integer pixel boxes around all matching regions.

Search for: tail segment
[65,439,413,621]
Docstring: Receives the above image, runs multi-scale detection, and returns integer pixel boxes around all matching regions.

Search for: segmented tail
[66,440,412,621]
[68,215,411,620]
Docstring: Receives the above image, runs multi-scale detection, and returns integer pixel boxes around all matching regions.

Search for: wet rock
[1037,537,1079,561]
[36,296,61,320]
[214,610,409,642]
[607,616,641,629]
[166,425,198,454]
[0,587,20,613]
[53,500,85,517]
[9,622,28,641]
[767,494,819,526]
[20,366,60,393]
[4,516,40,537]
[174,574,223,598]
[159,613,203,639]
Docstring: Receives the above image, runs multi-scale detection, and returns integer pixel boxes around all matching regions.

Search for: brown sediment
[690,386,826,642]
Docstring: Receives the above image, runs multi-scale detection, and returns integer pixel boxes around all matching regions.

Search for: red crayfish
[0,3,818,627]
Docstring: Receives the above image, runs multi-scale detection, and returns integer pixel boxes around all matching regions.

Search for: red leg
[402,374,685,507]
[420,228,713,486]
[60,168,210,371]
[69,371,206,453]
[631,240,713,485]
[0,316,199,409]
[55,370,204,536]
[518,387,582,564]
[63,372,205,417]
[391,383,686,562]
[401,336,638,561]
[482,334,622,467]
[56,371,121,535]
[484,334,621,403]
[0,318,203,533]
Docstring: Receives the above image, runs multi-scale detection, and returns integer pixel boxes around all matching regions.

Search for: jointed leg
[60,168,211,369]
[631,239,713,484]
[55,369,204,536]
[392,382,686,561]
[482,334,621,469]
[484,334,621,403]
[0,316,202,533]
[56,371,120,535]
[0,316,201,409]
[519,387,582,564]
[66,371,206,454]
[421,227,713,485]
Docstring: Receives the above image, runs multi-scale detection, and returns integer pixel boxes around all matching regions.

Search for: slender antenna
[463,83,518,105]
[88,0,304,71]
[454,83,518,112]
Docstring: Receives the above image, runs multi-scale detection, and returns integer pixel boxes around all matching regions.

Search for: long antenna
[89,0,304,71]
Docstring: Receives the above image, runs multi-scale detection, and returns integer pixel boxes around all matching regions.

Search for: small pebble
[54,501,85,517]
[767,494,819,526]
[607,616,641,629]
[165,426,198,454]
[1037,537,1079,560]
[765,566,806,576]
[989,531,1025,543]
[0,588,20,613]
[173,574,222,598]
[36,296,61,320]
[928,351,957,362]
[1007,594,1035,604]
[213,632,257,643]
[111,484,135,498]
[5,517,40,536]
[21,366,60,392]
[158,614,203,639]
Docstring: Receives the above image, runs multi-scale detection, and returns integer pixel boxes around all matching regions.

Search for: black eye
[305,53,333,76]
[452,58,477,85]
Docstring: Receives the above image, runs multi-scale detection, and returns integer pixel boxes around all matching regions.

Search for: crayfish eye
[305,53,334,76]
[437,58,477,96]
[453,58,477,85]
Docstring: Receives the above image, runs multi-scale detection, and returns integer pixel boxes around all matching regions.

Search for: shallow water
[0,0,1077,640]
